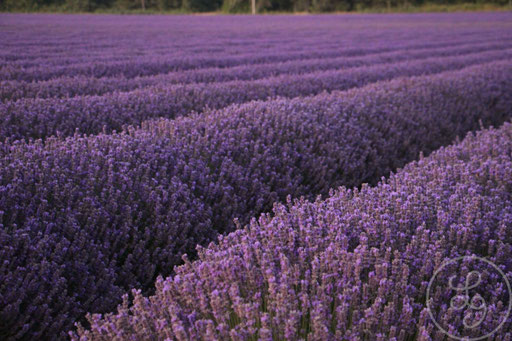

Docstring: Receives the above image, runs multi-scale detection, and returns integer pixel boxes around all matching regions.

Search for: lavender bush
[73,120,512,341]
[2,50,512,142]
[1,11,512,341]
[3,35,474,82]
[2,13,509,82]
[2,61,512,339]
[3,31,504,75]
[2,39,510,102]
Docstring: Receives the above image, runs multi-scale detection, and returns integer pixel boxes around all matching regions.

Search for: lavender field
[1,12,512,341]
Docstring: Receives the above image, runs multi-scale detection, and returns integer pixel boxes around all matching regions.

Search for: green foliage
[182,0,221,11]
[1,0,52,11]
[0,0,509,13]
[222,0,249,12]
[0,0,182,11]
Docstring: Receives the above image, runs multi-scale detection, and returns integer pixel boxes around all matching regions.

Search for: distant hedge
[1,0,510,13]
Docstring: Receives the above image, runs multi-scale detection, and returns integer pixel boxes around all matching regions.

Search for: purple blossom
[1,60,511,339]
[2,50,512,141]
[74,121,512,341]
[1,12,512,341]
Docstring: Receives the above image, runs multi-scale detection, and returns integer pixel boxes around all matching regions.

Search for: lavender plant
[1,11,512,341]
[2,39,509,102]
[3,15,508,82]
[1,61,512,339]
[2,50,512,142]
[73,120,512,341]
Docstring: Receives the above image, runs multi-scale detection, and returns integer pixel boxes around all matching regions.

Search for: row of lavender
[3,33,508,82]
[3,14,508,70]
[2,39,510,102]
[2,48,512,142]
[2,61,512,340]
[72,118,512,341]
[2,17,501,62]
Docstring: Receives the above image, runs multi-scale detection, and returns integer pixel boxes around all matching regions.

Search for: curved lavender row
[3,22,503,63]
[1,41,345,67]
[1,19,498,63]
[0,45,402,82]
[3,48,512,142]
[3,12,511,65]
[2,61,512,340]
[72,121,512,341]
[2,40,510,102]
[3,32,509,82]
[3,32,505,73]
[0,40,384,65]
[2,40,408,69]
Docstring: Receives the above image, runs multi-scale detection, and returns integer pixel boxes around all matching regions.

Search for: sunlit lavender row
[73,119,512,341]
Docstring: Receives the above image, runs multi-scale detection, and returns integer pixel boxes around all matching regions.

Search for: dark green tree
[182,0,221,11]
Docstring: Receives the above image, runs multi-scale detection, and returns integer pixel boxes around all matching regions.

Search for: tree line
[0,0,509,13]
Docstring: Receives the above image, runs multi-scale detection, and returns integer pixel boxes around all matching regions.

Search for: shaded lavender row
[2,39,510,102]
[0,43,414,81]
[2,39,432,69]
[2,61,512,340]
[72,120,512,341]
[2,24,503,67]
[3,32,510,82]
[3,49,511,142]
[1,41,352,68]
[3,12,510,66]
